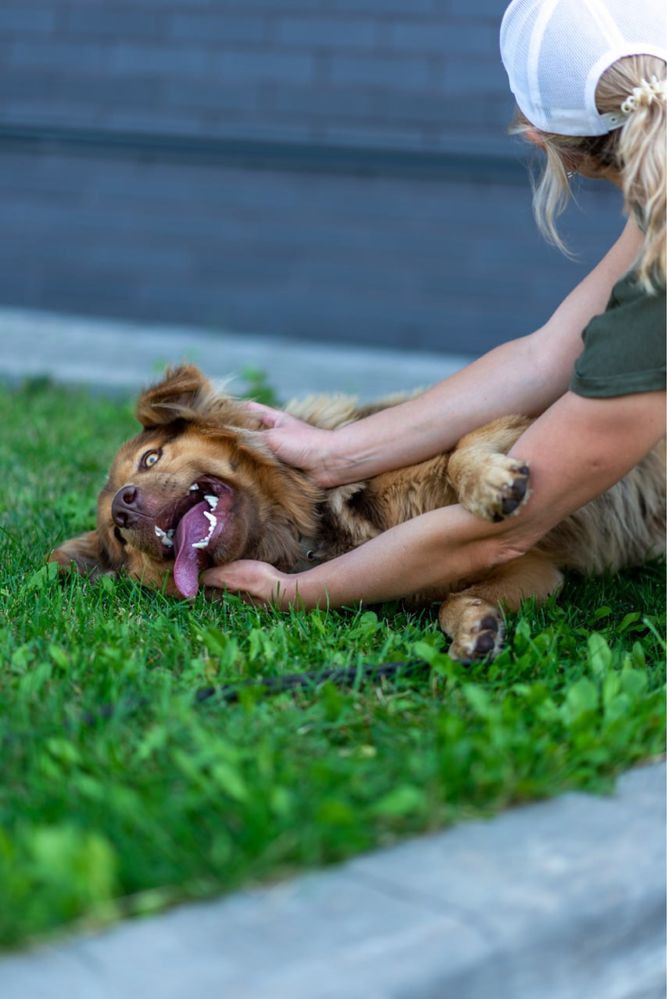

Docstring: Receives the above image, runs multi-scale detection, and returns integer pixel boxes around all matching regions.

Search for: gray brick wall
[1,0,513,150]
[0,1,620,355]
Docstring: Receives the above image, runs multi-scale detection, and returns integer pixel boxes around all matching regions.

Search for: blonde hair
[512,54,666,293]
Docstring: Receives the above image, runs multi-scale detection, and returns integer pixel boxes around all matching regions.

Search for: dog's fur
[50,365,665,659]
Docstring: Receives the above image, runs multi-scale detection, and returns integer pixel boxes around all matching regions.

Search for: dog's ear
[49,531,117,580]
[136,365,212,429]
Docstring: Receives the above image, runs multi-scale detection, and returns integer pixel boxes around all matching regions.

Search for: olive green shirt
[570,272,666,398]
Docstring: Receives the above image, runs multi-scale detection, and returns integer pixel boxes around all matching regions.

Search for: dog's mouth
[153,476,234,599]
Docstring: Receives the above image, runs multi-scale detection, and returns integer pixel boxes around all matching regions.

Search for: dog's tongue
[173,501,212,598]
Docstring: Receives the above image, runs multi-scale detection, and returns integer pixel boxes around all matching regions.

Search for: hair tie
[620,76,667,115]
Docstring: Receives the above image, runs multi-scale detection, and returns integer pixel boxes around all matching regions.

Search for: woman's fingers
[202,561,261,590]
[241,400,334,479]
[243,400,284,428]
[201,561,293,607]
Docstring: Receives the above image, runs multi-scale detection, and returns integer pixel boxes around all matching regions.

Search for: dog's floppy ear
[136,365,212,429]
[49,531,117,580]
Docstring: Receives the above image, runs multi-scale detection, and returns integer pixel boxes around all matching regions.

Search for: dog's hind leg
[439,551,563,661]
[447,415,532,523]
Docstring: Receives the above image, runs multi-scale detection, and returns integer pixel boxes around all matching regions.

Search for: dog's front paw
[460,455,530,522]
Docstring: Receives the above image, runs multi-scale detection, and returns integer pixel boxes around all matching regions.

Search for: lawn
[0,378,664,950]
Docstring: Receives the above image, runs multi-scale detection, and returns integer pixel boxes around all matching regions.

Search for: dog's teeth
[191,512,217,549]
[204,494,218,510]
[166,529,175,539]
[189,483,200,492]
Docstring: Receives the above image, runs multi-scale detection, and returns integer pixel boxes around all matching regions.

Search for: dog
[50,365,665,660]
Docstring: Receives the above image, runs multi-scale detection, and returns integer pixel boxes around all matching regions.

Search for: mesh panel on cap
[500,0,667,136]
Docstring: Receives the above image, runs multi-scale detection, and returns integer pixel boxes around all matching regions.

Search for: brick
[0,101,96,127]
[215,49,315,85]
[110,43,211,76]
[441,55,509,95]
[274,16,378,49]
[63,7,164,39]
[328,0,436,12]
[385,18,497,54]
[328,53,431,89]
[448,0,505,20]
[167,12,267,45]
[0,70,164,109]
[0,71,61,102]
[161,78,261,113]
[8,40,113,72]
[54,73,164,106]
[322,123,426,151]
[263,83,375,119]
[0,7,56,33]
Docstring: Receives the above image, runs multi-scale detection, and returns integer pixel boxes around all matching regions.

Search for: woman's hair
[511,54,666,292]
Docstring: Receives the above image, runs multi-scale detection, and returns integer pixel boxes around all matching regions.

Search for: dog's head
[49,366,321,597]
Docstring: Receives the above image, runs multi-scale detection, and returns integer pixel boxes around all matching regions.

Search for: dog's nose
[111,484,141,528]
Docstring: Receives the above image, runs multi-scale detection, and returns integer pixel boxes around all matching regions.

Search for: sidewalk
[0,307,470,401]
[0,762,663,999]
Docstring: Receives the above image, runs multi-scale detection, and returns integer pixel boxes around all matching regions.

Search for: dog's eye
[114,526,127,547]
[140,448,162,469]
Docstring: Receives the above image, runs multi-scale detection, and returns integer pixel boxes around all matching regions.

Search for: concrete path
[0,762,664,999]
[0,306,470,402]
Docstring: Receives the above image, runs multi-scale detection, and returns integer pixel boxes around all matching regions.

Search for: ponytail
[599,64,666,292]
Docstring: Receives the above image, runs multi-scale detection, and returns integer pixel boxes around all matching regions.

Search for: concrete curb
[0,762,664,999]
[0,307,470,402]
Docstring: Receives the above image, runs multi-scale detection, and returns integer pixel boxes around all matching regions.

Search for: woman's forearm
[286,504,500,608]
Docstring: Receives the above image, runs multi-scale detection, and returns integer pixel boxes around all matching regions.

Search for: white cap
[500,0,667,136]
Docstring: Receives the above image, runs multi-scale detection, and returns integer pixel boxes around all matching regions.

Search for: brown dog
[50,365,665,660]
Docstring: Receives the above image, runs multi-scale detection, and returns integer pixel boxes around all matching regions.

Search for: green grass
[0,378,664,950]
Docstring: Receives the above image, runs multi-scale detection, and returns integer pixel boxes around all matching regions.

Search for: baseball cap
[500,0,667,136]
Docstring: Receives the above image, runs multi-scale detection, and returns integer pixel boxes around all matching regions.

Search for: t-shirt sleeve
[570,281,666,399]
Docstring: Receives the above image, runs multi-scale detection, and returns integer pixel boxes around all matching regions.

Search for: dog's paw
[460,455,530,523]
[439,598,504,662]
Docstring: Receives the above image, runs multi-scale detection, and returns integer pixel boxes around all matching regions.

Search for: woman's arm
[202,387,664,607]
[252,218,643,487]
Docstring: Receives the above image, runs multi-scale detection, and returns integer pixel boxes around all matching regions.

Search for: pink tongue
[173,501,213,599]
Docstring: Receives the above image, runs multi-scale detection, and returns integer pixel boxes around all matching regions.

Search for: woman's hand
[245,402,339,487]
[201,560,297,608]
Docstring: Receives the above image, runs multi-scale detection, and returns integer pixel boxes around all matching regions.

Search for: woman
[203,0,666,610]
